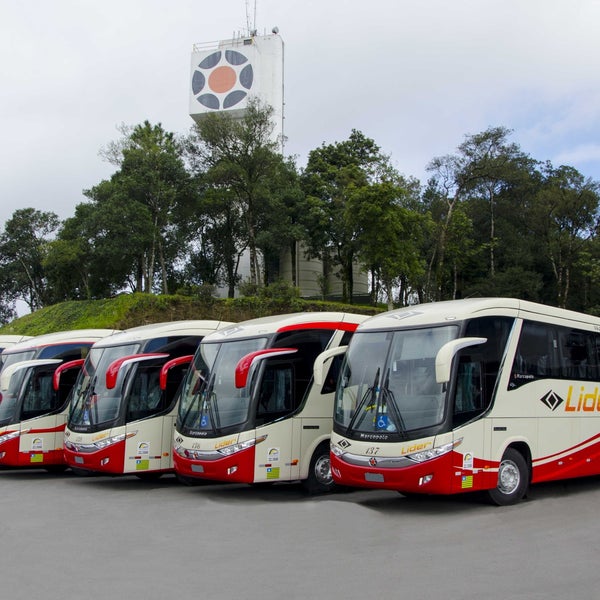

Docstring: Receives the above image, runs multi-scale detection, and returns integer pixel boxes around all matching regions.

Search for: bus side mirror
[0,359,62,392]
[52,359,85,391]
[435,337,487,384]
[159,355,193,391]
[313,346,347,386]
[235,348,297,388]
[105,353,169,390]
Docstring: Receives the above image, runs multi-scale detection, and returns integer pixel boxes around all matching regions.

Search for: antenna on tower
[246,0,257,36]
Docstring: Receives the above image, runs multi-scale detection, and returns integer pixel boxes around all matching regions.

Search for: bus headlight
[330,443,344,457]
[0,430,22,445]
[217,435,267,456]
[405,438,462,463]
[65,431,137,453]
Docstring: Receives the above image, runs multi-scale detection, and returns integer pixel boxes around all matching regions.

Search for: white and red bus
[327,298,600,505]
[63,320,233,477]
[0,329,118,469]
[173,312,369,493]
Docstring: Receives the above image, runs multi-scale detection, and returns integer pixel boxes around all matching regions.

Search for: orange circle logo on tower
[192,49,254,110]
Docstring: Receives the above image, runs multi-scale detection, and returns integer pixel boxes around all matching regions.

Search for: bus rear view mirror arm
[435,337,487,384]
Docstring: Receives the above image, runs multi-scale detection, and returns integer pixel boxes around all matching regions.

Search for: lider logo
[540,390,565,411]
[192,49,254,110]
[540,386,600,412]
[564,385,600,412]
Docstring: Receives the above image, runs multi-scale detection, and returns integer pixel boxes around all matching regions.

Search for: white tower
[189,32,284,146]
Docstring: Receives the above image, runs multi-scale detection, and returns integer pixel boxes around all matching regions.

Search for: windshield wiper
[180,371,210,428]
[205,388,222,435]
[347,367,380,435]
[380,369,408,439]
[71,375,96,427]
[187,372,221,435]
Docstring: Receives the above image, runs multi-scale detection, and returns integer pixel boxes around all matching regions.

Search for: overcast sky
[1,0,600,231]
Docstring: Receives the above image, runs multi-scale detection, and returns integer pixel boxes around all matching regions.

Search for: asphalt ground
[1,469,599,600]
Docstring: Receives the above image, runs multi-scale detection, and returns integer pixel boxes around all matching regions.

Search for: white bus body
[173,312,369,493]
[0,329,118,469]
[63,320,233,476]
[328,298,600,504]
[0,335,32,354]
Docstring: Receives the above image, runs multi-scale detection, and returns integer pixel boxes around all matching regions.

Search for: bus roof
[0,335,32,352]
[202,312,370,342]
[1,329,119,356]
[90,320,234,349]
[356,298,600,331]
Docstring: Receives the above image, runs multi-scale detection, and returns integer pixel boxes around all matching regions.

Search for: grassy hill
[0,293,382,336]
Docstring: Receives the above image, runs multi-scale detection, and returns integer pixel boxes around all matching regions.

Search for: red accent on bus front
[64,439,126,474]
[0,424,68,467]
[331,451,463,495]
[173,445,256,483]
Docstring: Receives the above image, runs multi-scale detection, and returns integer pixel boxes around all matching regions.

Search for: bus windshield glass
[0,367,28,426]
[335,325,459,438]
[178,337,268,435]
[1,350,36,373]
[68,343,140,430]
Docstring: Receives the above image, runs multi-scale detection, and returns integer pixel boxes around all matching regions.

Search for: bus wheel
[302,442,335,495]
[487,448,529,506]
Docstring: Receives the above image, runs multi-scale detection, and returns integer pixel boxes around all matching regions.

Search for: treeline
[1,98,599,324]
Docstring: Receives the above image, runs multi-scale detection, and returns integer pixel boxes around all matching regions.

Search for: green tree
[184,98,296,296]
[301,129,398,303]
[348,181,427,308]
[457,126,533,278]
[0,208,60,311]
[424,154,473,300]
[81,122,191,294]
[530,164,600,308]
[45,197,154,299]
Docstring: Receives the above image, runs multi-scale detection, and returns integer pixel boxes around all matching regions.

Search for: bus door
[159,411,177,470]
[253,362,295,483]
[452,348,493,491]
[123,362,171,474]
[16,360,81,464]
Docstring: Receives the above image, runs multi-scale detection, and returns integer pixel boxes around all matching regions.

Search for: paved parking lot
[1,469,599,600]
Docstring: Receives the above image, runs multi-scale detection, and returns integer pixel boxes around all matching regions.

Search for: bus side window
[22,370,57,420]
[510,321,555,389]
[256,365,293,423]
[320,354,343,395]
[560,330,598,381]
[453,357,483,427]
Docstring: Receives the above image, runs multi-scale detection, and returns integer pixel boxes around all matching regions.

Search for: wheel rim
[314,454,333,486]
[497,459,520,495]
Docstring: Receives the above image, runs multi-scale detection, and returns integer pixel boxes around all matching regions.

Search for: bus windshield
[335,325,459,439]
[178,337,268,435]
[0,367,28,426]
[68,343,139,430]
[1,350,36,373]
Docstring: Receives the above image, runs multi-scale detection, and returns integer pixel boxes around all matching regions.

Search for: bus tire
[302,442,335,495]
[486,448,529,506]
